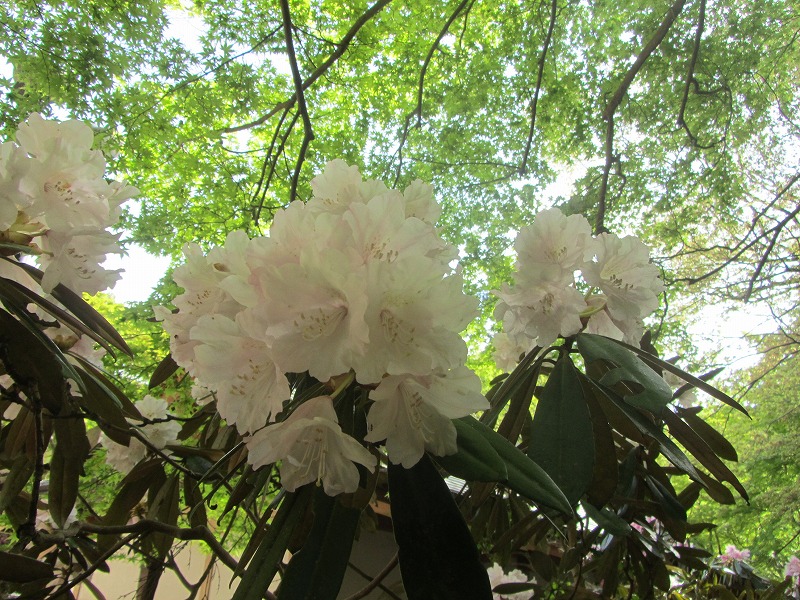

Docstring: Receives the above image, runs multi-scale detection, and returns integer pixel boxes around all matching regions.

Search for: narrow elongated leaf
[0,276,117,356]
[528,356,594,506]
[582,501,632,536]
[279,490,362,600]
[583,374,619,507]
[677,407,738,462]
[0,309,69,414]
[388,456,492,600]
[434,417,509,482]
[146,473,181,559]
[148,353,179,389]
[661,408,747,501]
[9,260,132,356]
[593,384,701,481]
[0,550,54,583]
[232,488,313,599]
[460,416,572,514]
[0,455,34,514]
[49,416,91,528]
[578,334,672,412]
[100,460,164,553]
[71,364,132,445]
[602,335,749,417]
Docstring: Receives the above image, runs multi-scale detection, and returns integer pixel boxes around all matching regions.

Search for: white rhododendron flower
[486,564,533,600]
[582,233,663,322]
[514,207,593,285]
[161,160,485,486]
[365,367,488,468]
[101,395,181,475]
[0,113,135,295]
[246,396,377,495]
[492,207,662,369]
[494,281,586,349]
[191,312,289,434]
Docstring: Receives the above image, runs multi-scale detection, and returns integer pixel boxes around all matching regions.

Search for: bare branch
[603,0,688,121]
[344,552,400,600]
[279,0,315,202]
[520,0,559,175]
[415,0,475,127]
[595,115,615,234]
[79,520,238,572]
[223,0,393,134]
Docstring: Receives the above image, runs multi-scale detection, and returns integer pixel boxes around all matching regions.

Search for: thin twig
[344,552,400,600]
[415,0,474,127]
[223,0,393,134]
[520,0,558,175]
[79,520,238,572]
[677,0,708,145]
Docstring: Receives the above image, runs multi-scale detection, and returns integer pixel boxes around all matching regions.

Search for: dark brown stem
[520,0,558,175]
[603,0,688,121]
[344,552,400,600]
[224,0,392,134]
[279,0,315,202]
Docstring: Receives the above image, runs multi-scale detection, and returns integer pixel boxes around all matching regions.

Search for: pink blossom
[720,544,751,563]
[785,555,800,578]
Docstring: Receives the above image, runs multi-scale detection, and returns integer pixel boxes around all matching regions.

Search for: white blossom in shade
[582,233,663,322]
[487,564,532,600]
[402,179,441,224]
[103,436,148,475]
[492,331,533,372]
[246,396,377,496]
[514,208,593,285]
[134,394,182,450]
[494,281,586,348]
[262,247,369,381]
[38,228,122,294]
[308,159,386,215]
[662,370,698,408]
[0,141,28,230]
[365,367,489,468]
[102,395,181,474]
[354,258,475,384]
[191,312,290,434]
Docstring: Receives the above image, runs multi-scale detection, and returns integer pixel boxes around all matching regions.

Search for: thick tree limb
[520,0,559,175]
[602,0,688,121]
[223,0,393,134]
[597,0,688,232]
[677,0,709,147]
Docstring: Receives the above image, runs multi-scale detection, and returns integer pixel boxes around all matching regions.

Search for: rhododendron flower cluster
[159,160,488,493]
[100,395,181,475]
[0,113,136,295]
[493,208,663,369]
[719,544,751,563]
[786,555,800,579]
[486,563,532,599]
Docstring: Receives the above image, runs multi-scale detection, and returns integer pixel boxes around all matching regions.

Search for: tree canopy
[1,0,799,598]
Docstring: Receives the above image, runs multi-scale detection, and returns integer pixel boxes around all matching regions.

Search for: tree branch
[79,520,238,572]
[415,0,474,127]
[677,0,706,139]
[223,0,393,134]
[279,0,315,202]
[520,0,559,175]
[344,552,400,600]
[595,115,615,235]
[602,0,688,121]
